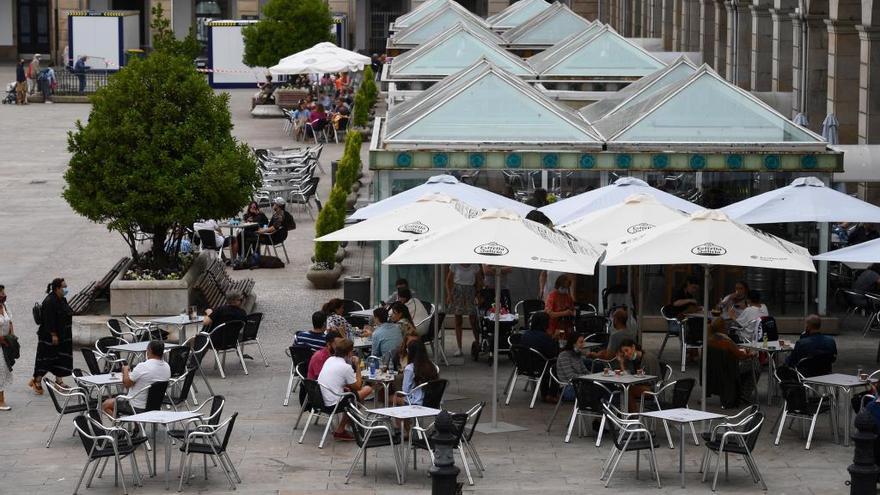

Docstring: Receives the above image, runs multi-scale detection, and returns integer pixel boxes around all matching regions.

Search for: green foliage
[64,52,260,264]
[352,89,369,128]
[150,4,201,61]
[242,0,334,68]
[361,67,378,103]
[313,200,341,266]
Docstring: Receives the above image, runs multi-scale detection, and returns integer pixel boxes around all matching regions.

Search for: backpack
[258,255,285,269]
[32,302,42,326]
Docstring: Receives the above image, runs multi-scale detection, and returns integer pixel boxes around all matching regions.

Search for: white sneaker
[453,349,463,357]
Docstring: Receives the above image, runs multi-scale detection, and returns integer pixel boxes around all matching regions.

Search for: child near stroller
[2,82,15,104]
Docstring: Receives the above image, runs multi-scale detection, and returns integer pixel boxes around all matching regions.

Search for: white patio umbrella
[315,193,480,242]
[315,193,480,365]
[269,42,371,75]
[603,210,816,409]
[384,209,605,432]
[558,194,688,340]
[813,237,880,263]
[350,174,532,220]
[722,176,880,316]
[539,177,701,225]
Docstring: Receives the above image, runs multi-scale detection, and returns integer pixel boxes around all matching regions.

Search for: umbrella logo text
[398,221,429,235]
[626,223,655,234]
[691,242,727,256]
[474,242,509,256]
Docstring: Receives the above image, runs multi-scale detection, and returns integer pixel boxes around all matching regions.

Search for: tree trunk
[150,224,170,268]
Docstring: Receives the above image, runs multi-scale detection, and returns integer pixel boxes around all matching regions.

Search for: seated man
[308,331,342,380]
[785,314,837,368]
[202,291,247,333]
[258,197,295,249]
[252,74,276,108]
[193,219,230,256]
[730,290,769,342]
[369,307,403,360]
[385,278,416,306]
[591,308,635,361]
[317,339,372,441]
[102,340,170,415]
[293,311,328,352]
[707,318,756,405]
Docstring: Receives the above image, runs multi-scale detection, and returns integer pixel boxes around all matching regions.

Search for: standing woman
[0,285,13,410]
[29,278,73,394]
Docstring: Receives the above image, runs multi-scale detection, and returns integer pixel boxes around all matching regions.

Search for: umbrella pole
[637,266,645,345]
[492,268,501,428]
[434,265,448,366]
[701,266,710,411]
[803,228,809,322]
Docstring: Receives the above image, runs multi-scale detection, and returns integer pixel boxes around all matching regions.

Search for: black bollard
[848,407,880,495]
[429,410,461,495]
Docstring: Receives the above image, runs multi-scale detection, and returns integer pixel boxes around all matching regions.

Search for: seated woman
[395,341,438,406]
[545,274,576,337]
[707,317,756,403]
[323,298,356,339]
[231,201,268,259]
[389,301,417,337]
[307,104,328,139]
[556,332,588,401]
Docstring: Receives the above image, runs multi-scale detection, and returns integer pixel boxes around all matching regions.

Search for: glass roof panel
[386,62,600,144]
[580,58,697,122]
[394,6,488,45]
[614,73,824,142]
[490,0,551,28]
[527,25,600,67]
[391,27,534,76]
[539,29,664,76]
[502,3,592,45]
[394,0,448,29]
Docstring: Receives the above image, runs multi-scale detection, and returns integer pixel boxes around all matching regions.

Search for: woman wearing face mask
[546,274,576,337]
[29,278,73,394]
[0,285,13,410]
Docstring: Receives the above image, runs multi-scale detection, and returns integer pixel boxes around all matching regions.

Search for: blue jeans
[561,384,576,402]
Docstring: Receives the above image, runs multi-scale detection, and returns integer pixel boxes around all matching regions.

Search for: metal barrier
[53,68,110,96]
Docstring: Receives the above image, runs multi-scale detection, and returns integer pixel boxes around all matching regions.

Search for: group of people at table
[292,292,438,441]
[186,199,295,262]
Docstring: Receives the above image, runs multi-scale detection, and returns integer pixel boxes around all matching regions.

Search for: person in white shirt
[446,263,482,356]
[102,341,170,415]
[193,219,227,251]
[317,339,372,441]
[729,290,769,342]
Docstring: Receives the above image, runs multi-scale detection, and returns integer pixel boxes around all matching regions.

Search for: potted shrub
[307,187,346,288]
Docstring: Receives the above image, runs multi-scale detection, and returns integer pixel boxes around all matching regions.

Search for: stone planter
[306,263,343,289]
[109,252,211,316]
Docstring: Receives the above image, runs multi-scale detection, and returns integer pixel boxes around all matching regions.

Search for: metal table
[370,405,441,483]
[118,410,202,489]
[579,371,657,413]
[641,408,724,488]
[148,315,204,343]
[361,369,396,407]
[737,340,793,405]
[804,373,874,447]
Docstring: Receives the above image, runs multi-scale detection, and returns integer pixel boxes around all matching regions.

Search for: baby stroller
[2,82,15,104]
[471,288,517,364]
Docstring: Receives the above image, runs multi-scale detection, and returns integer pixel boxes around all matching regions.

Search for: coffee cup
[637,368,645,376]
[860,373,869,381]
[614,369,622,376]
[603,368,610,376]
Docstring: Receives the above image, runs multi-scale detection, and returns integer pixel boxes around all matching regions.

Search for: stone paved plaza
[0,67,868,494]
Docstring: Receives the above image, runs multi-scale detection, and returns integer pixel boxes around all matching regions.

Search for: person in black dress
[29,278,73,394]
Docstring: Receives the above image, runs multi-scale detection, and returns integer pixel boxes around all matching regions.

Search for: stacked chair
[253,145,324,219]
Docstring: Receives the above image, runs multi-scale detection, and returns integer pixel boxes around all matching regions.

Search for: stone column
[771,0,796,91]
[715,0,729,69]
[689,0,703,49]
[726,0,753,88]
[702,0,718,64]
[858,26,880,142]
[650,0,664,36]
[673,0,685,49]
[572,0,600,20]
[751,0,774,90]
[632,0,643,37]
[663,0,676,49]
[641,0,651,36]
[827,18,861,143]
[791,16,829,129]
[355,0,368,52]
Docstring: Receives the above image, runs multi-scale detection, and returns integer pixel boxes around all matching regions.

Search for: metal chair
[795,353,835,377]
[409,412,473,484]
[460,402,486,477]
[702,412,767,491]
[545,367,570,433]
[565,377,617,445]
[658,305,682,361]
[773,366,836,449]
[258,228,290,263]
[600,401,662,488]
[168,395,226,443]
[106,319,138,342]
[202,320,248,378]
[344,403,403,485]
[295,379,355,448]
[396,378,448,409]
[639,377,699,448]
[699,404,759,473]
[114,380,169,417]
[163,368,197,411]
[680,316,704,372]
[44,379,93,448]
[177,412,241,491]
[504,345,552,409]
[283,345,315,406]
[240,312,270,367]
[839,289,869,329]
[514,299,545,328]
[72,415,143,495]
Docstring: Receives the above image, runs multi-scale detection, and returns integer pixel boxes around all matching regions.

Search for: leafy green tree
[149,4,201,61]
[352,89,369,128]
[314,187,347,267]
[362,66,378,102]
[242,0,334,68]
[64,52,260,266]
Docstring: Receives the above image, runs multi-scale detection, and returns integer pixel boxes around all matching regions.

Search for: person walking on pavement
[28,278,74,395]
[27,54,41,95]
[15,59,27,105]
